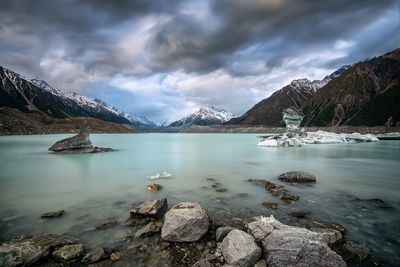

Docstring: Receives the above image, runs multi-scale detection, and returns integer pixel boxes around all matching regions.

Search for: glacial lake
[0,133,399,265]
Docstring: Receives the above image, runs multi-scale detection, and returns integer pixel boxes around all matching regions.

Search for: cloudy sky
[1,0,399,122]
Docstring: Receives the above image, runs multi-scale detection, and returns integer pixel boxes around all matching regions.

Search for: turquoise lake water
[0,134,399,264]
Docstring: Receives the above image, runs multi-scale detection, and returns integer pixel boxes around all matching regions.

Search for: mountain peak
[169,105,235,128]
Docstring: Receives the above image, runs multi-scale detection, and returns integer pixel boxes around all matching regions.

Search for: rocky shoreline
[1,171,394,267]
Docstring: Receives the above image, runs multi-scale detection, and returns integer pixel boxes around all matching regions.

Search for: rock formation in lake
[48,123,113,153]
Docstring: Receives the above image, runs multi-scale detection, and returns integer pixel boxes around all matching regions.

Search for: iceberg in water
[147,171,173,179]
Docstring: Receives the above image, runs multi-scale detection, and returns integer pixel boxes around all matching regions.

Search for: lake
[0,133,399,265]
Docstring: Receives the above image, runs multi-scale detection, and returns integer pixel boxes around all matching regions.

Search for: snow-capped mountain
[121,112,157,128]
[227,64,353,126]
[0,65,155,127]
[169,106,235,127]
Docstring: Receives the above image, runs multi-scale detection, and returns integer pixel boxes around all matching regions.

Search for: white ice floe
[258,131,378,147]
[147,171,173,179]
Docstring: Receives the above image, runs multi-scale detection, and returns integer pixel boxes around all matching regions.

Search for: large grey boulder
[248,216,346,267]
[161,202,209,242]
[130,198,168,218]
[215,226,236,242]
[277,171,316,183]
[221,229,261,267]
[0,234,76,266]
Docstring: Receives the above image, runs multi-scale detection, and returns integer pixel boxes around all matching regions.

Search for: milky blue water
[0,134,399,264]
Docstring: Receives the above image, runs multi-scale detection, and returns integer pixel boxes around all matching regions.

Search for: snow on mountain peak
[169,105,235,127]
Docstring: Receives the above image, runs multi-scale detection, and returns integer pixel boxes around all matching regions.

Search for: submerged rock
[81,247,110,264]
[249,216,346,267]
[134,221,163,238]
[130,198,168,218]
[0,234,76,266]
[221,229,262,267]
[367,198,394,209]
[161,202,209,242]
[288,210,309,218]
[41,210,64,218]
[311,221,346,233]
[262,202,278,210]
[53,244,85,262]
[342,241,369,263]
[48,123,113,153]
[278,171,316,183]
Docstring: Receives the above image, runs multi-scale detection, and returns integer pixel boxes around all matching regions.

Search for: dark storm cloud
[149,0,399,74]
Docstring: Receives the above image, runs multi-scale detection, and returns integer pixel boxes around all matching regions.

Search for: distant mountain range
[169,106,235,128]
[0,66,156,129]
[228,48,400,127]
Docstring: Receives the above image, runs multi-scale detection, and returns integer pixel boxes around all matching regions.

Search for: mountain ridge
[169,106,235,128]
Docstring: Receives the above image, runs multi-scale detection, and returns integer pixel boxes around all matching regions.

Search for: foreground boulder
[248,216,346,267]
[0,234,76,266]
[130,198,168,218]
[49,123,112,153]
[278,171,316,183]
[161,202,209,242]
[221,229,261,267]
[53,244,85,261]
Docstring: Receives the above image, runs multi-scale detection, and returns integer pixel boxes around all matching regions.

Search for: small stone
[254,259,267,267]
[192,258,214,267]
[134,221,162,238]
[147,183,163,192]
[130,198,168,218]
[216,226,236,242]
[81,247,110,263]
[196,244,204,251]
[41,210,64,218]
[110,252,121,261]
[206,178,216,181]
[277,171,316,183]
[216,188,228,192]
[53,244,85,262]
[262,202,278,209]
[95,221,118,230]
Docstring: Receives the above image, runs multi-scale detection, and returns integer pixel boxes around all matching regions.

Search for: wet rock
[247,219,274,242]
[310,228,342,245]
[245,179,267,187]
[252,216,346,267]
[343,241,369,262]
[146,183,163,192]
[95,220,118,230]
[367,198,394,209]
[263,180,299,203]
[215,226,236,242]
[206,178,216,181]
[0,234,76,266]
[288,210,309,218]
[41,210,64,218]
[311,221,346,233]
[134,221,163,238]
[221,229,262,267]
[81,247,110,263]
[161,202,209,242]
[192,258,214,267]
[49,123,112,153]
[261,202,277,210]
[110,251,121,261]
[130,198,168,218]
[53,244,84,262]
[277,171,316,183]
[216,188,228,192]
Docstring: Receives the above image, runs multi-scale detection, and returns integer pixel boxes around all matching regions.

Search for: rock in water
[277,171,316,183]
[53,244,85,261]
[130,198,168,218]
[41,210,64,218]
[146,183,163,192]
[342,241,369,262]
[0,234,76,266]
[81,247,110,264]
[221,229,262,267]
[134,221,163,238]
[161,202,209,242]
[48,123,112,153]
[249,216,346,267]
